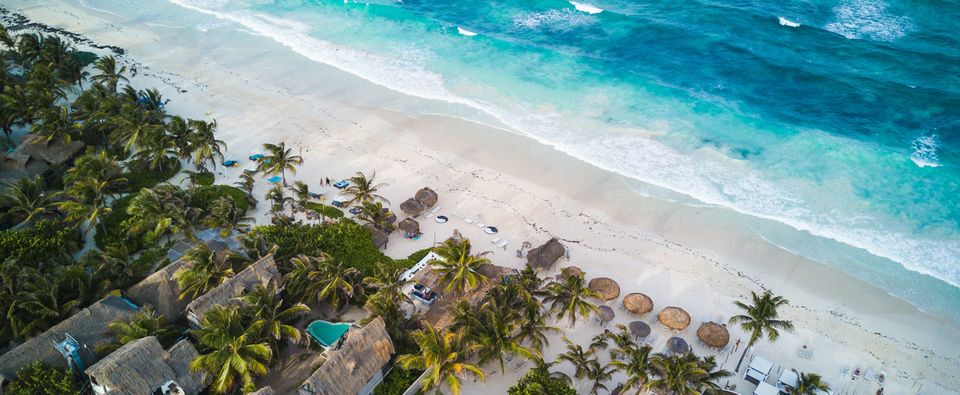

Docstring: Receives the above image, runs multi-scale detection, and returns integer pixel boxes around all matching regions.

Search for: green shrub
[194,171,215,186]
[7,362,79,395]
[72,51,98,68]
[374,367,422,395]
[247,221,404,275]
[191,185,250,212]
[304,202,344,219]
[94,195,143,251]
[508,367,577,395]
[0,220,76,263]
[121,158,181,193]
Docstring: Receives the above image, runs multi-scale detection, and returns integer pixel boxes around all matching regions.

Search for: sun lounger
[267,176,282,183]
[877,371,885,384]
[464,218,474,224]
[476,222,485,228]
[497,240,509,249]
[840,366,849,379]
[852,367,861,379]
[431,205,442,213]
[864,369,874,381]
[491,238,501,244]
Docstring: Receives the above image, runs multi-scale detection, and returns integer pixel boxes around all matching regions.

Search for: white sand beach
[5,1,960,394]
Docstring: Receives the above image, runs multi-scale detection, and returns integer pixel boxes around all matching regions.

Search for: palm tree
[586,362,616,395]
[430,237,490,296]
[515,301,557,353]
[204,196,252,236]
[90,55,128,93]
[344,171,389,206]
[257,142,302,186]
[355,201,397,233]
[362,265,412,305]
[65,149,124,186]
[238,284,309,360]
[396,324,485,395]
[265,184,294,215]
[288,181,312,210]
[126,184,194,242]
[794,371,830,395]
[363,291,417,346]
[173,244,240,301]
[729,290,793,371]
[19,273,79,336]
[283,254,359,312]
[610,343,654,395]
[97,307,176,354]
[235,171,256,195]
[32,105,78,146]
[461,299,532,373]
[55,176,115,233]
[111,110,165,154]
[190,305,271,394]
[542,274,600,327]
[0,175,53,226]
[688,354,732,393]
[644,354,709,395]
[92,245,154,290]
[556,337,595,380]
[187,119,225,171]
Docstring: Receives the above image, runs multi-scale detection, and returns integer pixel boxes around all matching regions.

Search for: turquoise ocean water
[82,0,960,320]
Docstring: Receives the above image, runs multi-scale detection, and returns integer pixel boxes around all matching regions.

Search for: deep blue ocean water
[87,0,960,318]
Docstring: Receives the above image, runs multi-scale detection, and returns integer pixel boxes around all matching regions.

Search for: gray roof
[185,255,280,325]
[85,337,208,395]
[298,318,394,395]
[0,296,140,380]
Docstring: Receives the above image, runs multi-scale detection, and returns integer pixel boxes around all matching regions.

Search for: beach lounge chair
[223,160,238,167]
[840,367,849,379]
[852,367,861,379]
[431,205,442,214]
[877,371,885,384]
[333,180,349,189]
[267,176,282,183]
[498,240,509,249]
[864,369,874,381]
[249,153,264,161]
[465,218,474,224]
[491,238,501,244]
[476,222,485,228]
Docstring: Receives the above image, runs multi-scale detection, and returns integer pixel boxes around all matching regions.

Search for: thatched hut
[657,306,691,331]
[398,218,420,235]
[0,295,140,381]
[666,337,689,354]
[418,264,513,330]
[399,198,424,216]
[696,322,730,349]
[596,305,615,324]
[560,266,583,279]
[622,293,654,316]
[85,337,208,395]
[248,387,275,395]
[588,277,620,301]
[364,223,389,249]
[382,208,397,224]
[126,258,193,320]
[19,135,86,166]
[185,255,280,328]
[415,187,439,207]
[628,321,651,338]
[298,318,394,395]
[526,238,565,270]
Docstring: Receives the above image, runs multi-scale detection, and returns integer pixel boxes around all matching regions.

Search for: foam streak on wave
[569,1,603,14]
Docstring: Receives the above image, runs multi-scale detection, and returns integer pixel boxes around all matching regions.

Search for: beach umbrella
[399,198,425,216]
[415,187,439,207]
[398,218,420,234]
[596,305,615,324]
[560,266,584,279]
[622,293,654,316]
[696,322,730,349]
[527,238,565,270]
[382,208,397,224]
[588,277,621,301]
[364,223,389,249]
[628,321,651,338]
[666,337,689,354]
[657,306,691,331]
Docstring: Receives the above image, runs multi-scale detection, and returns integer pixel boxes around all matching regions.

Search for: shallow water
[73,0,960,321]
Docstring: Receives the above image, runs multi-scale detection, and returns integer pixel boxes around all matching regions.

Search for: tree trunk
[734,344,751,372]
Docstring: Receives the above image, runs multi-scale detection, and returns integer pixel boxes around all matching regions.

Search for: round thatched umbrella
[560,266,583,279]
[666,337,689,354]
[596,305,615,324]
[628,321,651,338]
[398,218,420,235]
[657,306,691,331]
[382,208,397,224]
[415,187,439,207]
[526,238,565,270]
[399,198,424,216]
[696,322,730,349]
[588,277,620,301]
[622,293,654,316]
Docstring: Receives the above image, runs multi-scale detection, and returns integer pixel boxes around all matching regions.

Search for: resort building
[298,318,394,395]
[0,134,85,187]
[184,254,281,328]
[0,295,141,383]
[85,336,208,395]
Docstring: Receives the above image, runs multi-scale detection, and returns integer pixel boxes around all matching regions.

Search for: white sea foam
[457,27,477,36]
[78,0,120,17]
[514,9,596,31]
[569,1,603,14]
[910,134,942,168]
[164,0,960,289]
[825,0,912,42]
[778,17,801,28]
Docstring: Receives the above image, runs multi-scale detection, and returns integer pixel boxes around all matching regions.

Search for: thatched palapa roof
[126,257,192,320]
[185,255,280,326]
[657,306,691,331]
[596,305,615,323]
[629,321,651,338]
[527,238,565,270]
[398,218,420,234]
[560,266,583,279]
[666,337,689,354]
[298,318,394,395]
[381,208,397,224]
[19,134,85,166]
[623,293,654,316]
[364,223,389,249]
[415,187,438,207]
[696,322,730,349]
[0,296,140,380]
[85,337,208,395]
[248,387,276,395]
[418,264,514,330]
[399,198,424,216]
[588,277,620,301]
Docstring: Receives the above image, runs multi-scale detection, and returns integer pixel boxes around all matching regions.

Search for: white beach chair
[840,366,849,380]
[476,222,485,228]
[491,238,501,244]
[498,240,509,249]
[431,205,442,214]
[864,369,874,381]
[465,218,474,224]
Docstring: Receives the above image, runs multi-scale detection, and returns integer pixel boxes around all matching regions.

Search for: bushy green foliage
[373,367,423,395]
[7,362,79,395]
[191,185,249,212]
[304,201,344,219]
[94,194,138,250]
[507,368,577,395]
[0,219,76,263]
[72,51,98,67]
[247,221,403,275]
[121,158,181,193]
[194,171,215,186]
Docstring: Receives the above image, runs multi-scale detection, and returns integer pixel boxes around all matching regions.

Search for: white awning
[778,369,799,388]
[748,355,774,375]
[753,381,779,395]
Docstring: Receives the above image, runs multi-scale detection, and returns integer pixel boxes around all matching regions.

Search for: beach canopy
[629,321,651,338]
[657,306,691,330]
[400,198,425,216]
[364,224,389,249]
[560,266,583,279]
[398,218,420,234]
[527,238,565,270]
[588,277,621,301]
[415,187,439,207]
[623,293,654,316]
[596,305,615,323]
[696,322,730,349]
[382,208,397,224]
[667,337,689,354]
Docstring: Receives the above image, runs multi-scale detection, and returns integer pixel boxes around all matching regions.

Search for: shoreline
[4,1,959,393]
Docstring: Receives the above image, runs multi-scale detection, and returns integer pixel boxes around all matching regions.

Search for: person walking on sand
[325,177,330,186]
